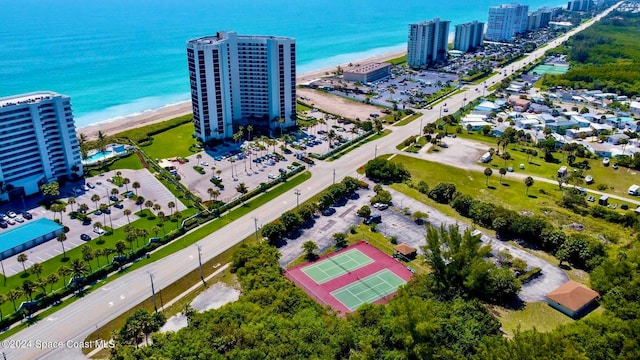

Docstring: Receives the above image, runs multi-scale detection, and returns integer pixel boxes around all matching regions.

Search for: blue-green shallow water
[0,0,562,127]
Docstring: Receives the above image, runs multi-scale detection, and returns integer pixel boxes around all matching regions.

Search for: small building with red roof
[545,280,600,318]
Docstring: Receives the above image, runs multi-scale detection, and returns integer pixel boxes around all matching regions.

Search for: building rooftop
[546,280,599,312]
[0,91,60,108]
[394,243,417,256]
[344,62,390,75]
[188,32,294,46]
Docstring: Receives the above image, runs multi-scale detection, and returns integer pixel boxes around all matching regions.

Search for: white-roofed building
[630,101,640,116]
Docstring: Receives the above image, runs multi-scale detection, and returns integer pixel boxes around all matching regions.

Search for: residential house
[508,96,531,112]
[607,133,630,145]
[546,280,600,318]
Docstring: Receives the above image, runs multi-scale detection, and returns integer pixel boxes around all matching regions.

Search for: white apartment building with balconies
[0,92,83,201]
[407,18,450,68]
[486,3,530,42]
[187,31,296,142]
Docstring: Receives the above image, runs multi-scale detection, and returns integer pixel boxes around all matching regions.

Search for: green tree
[17,253,28,275]
[21,279,36,301]
[333,232,348,249]
[236,182,249,204]
[357,205,371,218]
[302,240,319,261]
[132,181,141,196]
[30,262,43,279]
[40,181,60,199]
[484,167,493,186]
[524,176,534,195]
[499,167,507,184]
[412,210,428,224]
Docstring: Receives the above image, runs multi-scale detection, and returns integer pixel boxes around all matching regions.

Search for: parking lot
[277,182,567,302]
[0,168,186,276]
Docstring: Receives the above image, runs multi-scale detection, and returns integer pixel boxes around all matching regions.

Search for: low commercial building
[546,280,599,318]
[0,218,64,260]
[508,96,531,112]
[394,243,417,260]
[343,63,391,83]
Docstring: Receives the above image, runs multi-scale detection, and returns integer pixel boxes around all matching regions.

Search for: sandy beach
[77,50,407,140]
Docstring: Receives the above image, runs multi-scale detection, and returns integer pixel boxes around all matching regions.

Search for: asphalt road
[2,4,620,359]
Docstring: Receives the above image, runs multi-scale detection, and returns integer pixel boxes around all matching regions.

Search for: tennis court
[331,269,407,311]
[302,249,373,284]
[530,64,569,75]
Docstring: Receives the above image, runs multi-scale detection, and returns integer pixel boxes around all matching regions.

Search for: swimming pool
[0,218,64,260]
[85,151,114,163]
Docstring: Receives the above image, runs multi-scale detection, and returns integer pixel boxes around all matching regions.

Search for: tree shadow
[24,314,41,326]
[527,195,538,199]
[559,263,572,271]
[488,186,497,190]
[501,183,510,187]
[502,297,526,311]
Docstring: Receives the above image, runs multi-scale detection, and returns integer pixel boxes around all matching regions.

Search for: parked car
[603,157,610,166]
[95,210,102,216]
[7,218,15,225]
[15,216,24,223]
[22,212,32,220]
[0,221,7,228]
[93,227,105,235]
[585,175,593,184]
[109,195,118,202]
[364,215,382,225]
[87,182,95,189]
[81,234,91,241]
[7,211,16,218]
[377,203,389,210]
[103,208,111,214]
[268,173,277,179]
[201,161,209,166]
[114,203,124,209]
[82,185,90,191]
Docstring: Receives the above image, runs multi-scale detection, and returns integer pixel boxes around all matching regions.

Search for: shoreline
[78,49,407,140]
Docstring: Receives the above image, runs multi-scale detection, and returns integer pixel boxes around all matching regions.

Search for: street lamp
[294,189,301,208]
[462,97,467,109]
[195,244,204,285]
[253,217,259,242]
[374,145,378,159]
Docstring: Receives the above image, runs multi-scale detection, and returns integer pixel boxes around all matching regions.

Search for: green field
[143,122,199,160]
[493,302,575,336]
[455,131,640,200]
[388,155,635,248]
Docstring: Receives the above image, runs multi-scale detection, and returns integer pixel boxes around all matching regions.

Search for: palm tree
[137,196,145,212]
[70,259,87,292]
[82,247,94,271]
[78,133,89,160]
[17,253,28,275]
[152,226,161,239]
[137,229,149,248]
[144,200,153,213]
[175,212,183,229]
[94,249,103,268]
[499,167,507,184]
[93,221,104,242]
[247,124,253,141]
[123,209,132,225]
[123,177,130,192]
[99,203,108,226]
[157,212,166,236]
[30,262,43,279]
[115,241,127,257]
[91,194,100,210]
[67,197,76,212]
[484,167,493,186]
[58,266,71,287]
[153,203,161,214]
[196,153,202,165]
[22,279,36,301]
[524,176,534,195]
[57,233,67,258]
[132,181,141,196]
[126,229,137,253]
[103,248,114,264]
[7,289,22,311]
[327,130,336,149]
[111,188,119,201]
[46,273,59,294]
[207,188,215,202]
[0,294,5,320]
[96,130,108,152]
[79,203,89,214]
[236,183,248,204]
[167,201,176,216]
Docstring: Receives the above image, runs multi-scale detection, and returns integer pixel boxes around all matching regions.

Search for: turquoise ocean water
[0,0,562,127]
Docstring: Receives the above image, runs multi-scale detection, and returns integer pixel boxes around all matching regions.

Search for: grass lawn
[491,302,574,336]
[327,130,392,161]
[393,112,423,126]
[143,122,199,160]
[387,155,635,247]
[456,131,640,200]
[297,102,313,112]
[109,153,144,170]
[386,55,407,66]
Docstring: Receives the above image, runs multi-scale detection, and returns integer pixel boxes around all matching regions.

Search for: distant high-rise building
[486,2,530,42]
[187,31,296,142]
[567,0,592,11]
[0,92,83,201]
[454,20,485,52]
[407,18,450,68]
[527,8,554,31]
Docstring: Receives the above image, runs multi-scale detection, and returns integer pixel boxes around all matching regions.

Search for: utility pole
[333,169,336,184]
[196,245,204,285]
[148,272,157,312]
[374,145,378,159]
[294,189,301,208]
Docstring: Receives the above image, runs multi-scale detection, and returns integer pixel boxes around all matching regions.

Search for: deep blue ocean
[0,0,562,127]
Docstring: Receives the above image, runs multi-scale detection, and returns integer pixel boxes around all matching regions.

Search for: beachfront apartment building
[453,20,484,53]
[527,8,554,31]
[486,3,529,42]
[407,18,450,68]
[567,0,593,12]
[0,92,83,201]
[186,31,296,142]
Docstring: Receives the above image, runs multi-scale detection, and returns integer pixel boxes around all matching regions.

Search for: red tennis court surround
[285,241,414,314]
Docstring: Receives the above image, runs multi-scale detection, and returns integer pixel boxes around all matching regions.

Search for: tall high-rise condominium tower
[486,3,529,42]
[187,31,296,142]
[407,18,450,68]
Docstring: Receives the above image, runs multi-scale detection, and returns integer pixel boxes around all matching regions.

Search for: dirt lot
[298,88,383,121]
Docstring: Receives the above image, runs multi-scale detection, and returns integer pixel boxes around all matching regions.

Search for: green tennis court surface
[331,269,407,311]
[302,249,373,284]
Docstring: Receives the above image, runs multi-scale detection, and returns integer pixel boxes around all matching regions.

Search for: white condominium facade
[454,20,485,52]
[0,92,83,201]
[486,3,529,42]
[187,31,296,142]
[407,18,450,68]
